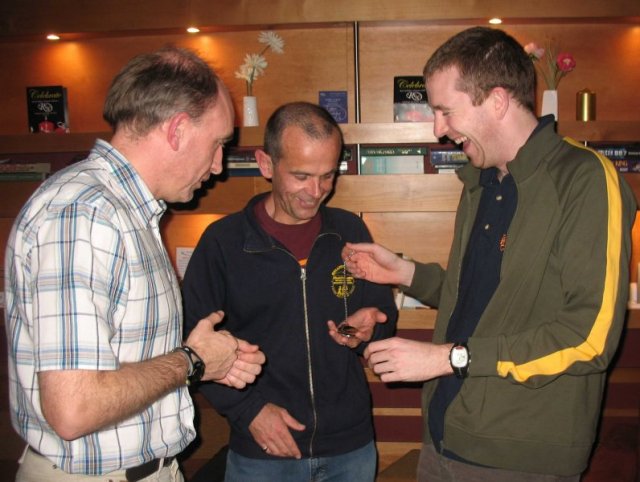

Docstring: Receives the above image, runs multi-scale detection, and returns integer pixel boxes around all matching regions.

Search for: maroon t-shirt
[254,197,322,265]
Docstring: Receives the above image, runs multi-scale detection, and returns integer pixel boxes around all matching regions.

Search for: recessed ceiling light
[489,18,503,25]
[186,27,200,34]
[46,34,60,41]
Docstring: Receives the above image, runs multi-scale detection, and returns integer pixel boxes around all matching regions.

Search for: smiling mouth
[453,135,469,146]
[298,198,320,209]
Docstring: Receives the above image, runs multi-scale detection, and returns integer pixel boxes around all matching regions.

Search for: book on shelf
[610,159,640,173]
[26,85,70,134]
[429,147,469,172]
[588,141,640,160]
[587,141,640,173]
[393,76,434,123]
[224,146,260,176]
[319,91,348,124]
[360,145,429,174]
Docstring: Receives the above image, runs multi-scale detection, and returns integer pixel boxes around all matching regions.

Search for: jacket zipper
[300,266,318,457]
[271,232,338,458]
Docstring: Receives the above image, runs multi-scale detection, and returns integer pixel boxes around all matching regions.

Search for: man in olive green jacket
[343,27,637,480]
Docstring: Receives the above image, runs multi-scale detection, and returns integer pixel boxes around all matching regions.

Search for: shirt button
[496,194,503,201]
[484,224,490,230]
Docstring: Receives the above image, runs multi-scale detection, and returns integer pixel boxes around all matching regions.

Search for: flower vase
[243,96,259,127]
[541,89,558,121]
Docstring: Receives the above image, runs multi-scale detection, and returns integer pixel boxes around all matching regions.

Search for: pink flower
[524,42,545,61]
[525,40,576,90]
[556,53,576,73]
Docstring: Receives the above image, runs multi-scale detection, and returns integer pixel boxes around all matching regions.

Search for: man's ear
[166,112,191,151]
[491,87,510,120]
[255,149,274,179]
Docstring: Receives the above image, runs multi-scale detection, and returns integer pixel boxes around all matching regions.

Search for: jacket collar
[241,192,340,252]
[457,115,561,189]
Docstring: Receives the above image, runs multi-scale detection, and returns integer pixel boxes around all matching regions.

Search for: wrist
[397,258,416,287]
[172,345,205,386]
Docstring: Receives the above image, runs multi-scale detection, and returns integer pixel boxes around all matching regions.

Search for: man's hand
[327,307,387,348]
[249,403,306,459]
[342,242,415,287]
[214,338,265,389]
[364,337,453,383]
[185,311,265,389]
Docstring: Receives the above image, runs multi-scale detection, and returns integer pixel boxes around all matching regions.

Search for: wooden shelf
[240,123,439,146]
[3,121,637,154]
[0,132,111,154]
[558,121,640,142]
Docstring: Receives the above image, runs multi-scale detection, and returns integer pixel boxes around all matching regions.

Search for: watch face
[451,346,469,368]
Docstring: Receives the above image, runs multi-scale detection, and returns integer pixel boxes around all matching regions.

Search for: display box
[26,85,69,133]
[393,76,433,122]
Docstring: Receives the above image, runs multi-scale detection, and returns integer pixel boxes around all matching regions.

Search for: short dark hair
[103,45,220,136]
[263,102,343,162]
[423,27,535,112]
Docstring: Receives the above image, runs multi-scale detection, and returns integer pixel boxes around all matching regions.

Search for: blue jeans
[224,441,376,482]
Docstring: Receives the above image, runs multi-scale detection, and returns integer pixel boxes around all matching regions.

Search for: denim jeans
[224,440,376,482]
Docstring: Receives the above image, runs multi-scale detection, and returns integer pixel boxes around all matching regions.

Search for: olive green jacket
[407,122,637,476]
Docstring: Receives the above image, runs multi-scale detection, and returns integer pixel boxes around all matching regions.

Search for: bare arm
[39,352,188,441]
[40,311,265,441]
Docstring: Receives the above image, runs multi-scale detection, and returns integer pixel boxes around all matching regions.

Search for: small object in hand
[338,259,355,339]
[337,323,357,338]
[262,445,268,452]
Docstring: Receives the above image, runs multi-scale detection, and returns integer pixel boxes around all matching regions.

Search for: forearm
[403,261,445,307]
[40,351,188,440]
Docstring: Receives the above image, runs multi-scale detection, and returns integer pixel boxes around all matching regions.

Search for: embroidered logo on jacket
[331,263,355,299]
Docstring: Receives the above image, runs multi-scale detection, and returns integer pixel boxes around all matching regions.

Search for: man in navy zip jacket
[182,102,398,482]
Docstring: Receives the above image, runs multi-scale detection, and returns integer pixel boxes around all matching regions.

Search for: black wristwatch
[449,342,470,379]
[173,345,205,386]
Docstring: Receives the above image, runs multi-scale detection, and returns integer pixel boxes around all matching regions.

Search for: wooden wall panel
[363,212,455,267]
[0,182,41,218]
[0,218,16,273]
[359,23,640,124]
[329,174,462,213]
[0,26,355,135]
[3,23,638,136]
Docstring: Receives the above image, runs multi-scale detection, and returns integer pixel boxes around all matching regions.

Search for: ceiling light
[46,34,60,41]
[489,18,503,25]
[186,27,200,34]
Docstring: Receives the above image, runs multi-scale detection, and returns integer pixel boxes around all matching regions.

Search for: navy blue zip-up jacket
[182,193,398,459]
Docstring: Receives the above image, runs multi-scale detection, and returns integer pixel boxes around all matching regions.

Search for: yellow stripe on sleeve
[497,139,623,381]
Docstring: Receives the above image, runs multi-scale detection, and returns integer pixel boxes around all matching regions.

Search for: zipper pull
[300,266,306,281]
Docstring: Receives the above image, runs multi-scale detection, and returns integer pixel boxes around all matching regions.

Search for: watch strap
[173,345,205,386]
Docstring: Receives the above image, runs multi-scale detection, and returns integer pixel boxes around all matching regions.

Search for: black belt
[125,456,175,482]
[28,447,175,481]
